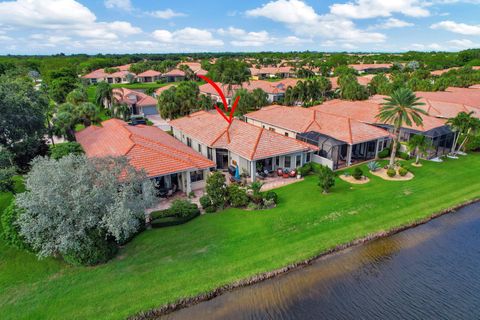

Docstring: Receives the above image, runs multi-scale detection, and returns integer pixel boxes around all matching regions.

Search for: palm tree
[377,88,427,167]
[457,114,480,153]
[447,111,479,155]
[95,82,113,109]
[407,135,432,164]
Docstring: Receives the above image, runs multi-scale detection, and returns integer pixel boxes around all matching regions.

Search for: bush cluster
[399,167,409,176]
[352,167,363,180]
[377,148,390,158]
[1,202,28,249]
[387,168,396,177]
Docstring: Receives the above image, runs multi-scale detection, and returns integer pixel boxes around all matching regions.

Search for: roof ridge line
[250,127,264,160]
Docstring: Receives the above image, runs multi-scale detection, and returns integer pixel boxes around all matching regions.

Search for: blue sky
[0,0,479,54]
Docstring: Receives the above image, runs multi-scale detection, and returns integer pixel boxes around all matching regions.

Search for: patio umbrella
[235,165,240,179]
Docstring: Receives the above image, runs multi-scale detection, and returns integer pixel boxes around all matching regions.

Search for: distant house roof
[313,99,447,132]
[107,70,136,78]
[117,64,132,71]
[137,70,162,77]
[113,88,157,107]
[75,119,215,177]
[249,66,294,76]
[163,69,186,77]
[82,68,107,79]
[199,79,300,98]
[155,84,175,96]
[169,111,317,161]
[348,63,393,71]
[330,76,372,90]
[245,105,390,145]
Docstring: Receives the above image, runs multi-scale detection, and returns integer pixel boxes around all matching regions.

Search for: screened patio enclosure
[297,131,384,170]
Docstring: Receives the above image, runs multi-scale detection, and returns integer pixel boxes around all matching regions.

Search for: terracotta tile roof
[82,68,107,79]
[107,70,136,78]
[155,84,175,96]
[169,111,317,161]
[414,88,480,109]
[348,63,393,71]
[199,79,300,98]
[76,119,215,177]
[330,76,371,90]
[163,69,186,77]
[249,66,294,76]
[117,64,132,71]
[113,88,157,107]
[316,99,447,132]
[137,70,162,77]
[246,105,390,144]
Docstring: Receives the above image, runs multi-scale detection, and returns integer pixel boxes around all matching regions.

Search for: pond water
[165,202,480,320]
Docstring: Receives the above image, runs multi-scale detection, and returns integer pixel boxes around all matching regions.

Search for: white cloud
[148,9,186,19]
[330,0,430,19]
[246,0,386,44]
[104,0,133,11]
[281,36,313,46]
[448,39,477,48]
[153,27,223,46]
[410,43,444,50]
[0,0,142,42]
[431,20,480,35]
[371,18,414,29]
[218,26,312,47]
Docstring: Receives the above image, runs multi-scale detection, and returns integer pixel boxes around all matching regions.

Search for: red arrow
[198,75,239,124]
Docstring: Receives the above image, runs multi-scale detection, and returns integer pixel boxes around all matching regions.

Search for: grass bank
[1,154,479,319]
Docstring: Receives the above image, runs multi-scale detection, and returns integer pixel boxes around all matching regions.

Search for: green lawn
[1,154,480,319]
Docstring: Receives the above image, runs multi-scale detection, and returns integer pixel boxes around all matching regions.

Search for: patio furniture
[167,189,173,197]
[289,170,297,178]
[228,165,236,176]
[282,173,289,178]
[156,188,168,198]
[230,175,241,183]
[277,168,283,176]
[256,172,266,180]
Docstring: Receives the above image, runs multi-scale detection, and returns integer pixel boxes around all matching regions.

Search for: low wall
[312,154,334,169]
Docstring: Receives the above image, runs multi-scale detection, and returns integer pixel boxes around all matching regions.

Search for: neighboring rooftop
[169,111,317,161]
[245,105,390,144]
[76,119,215,177]
[249,66,293,76]
[415,87,480,109]
[137,70,162,77]
[348,63,393,71]
[199,79,299,97]
[113,88,157,107]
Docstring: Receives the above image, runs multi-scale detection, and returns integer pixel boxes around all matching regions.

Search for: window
[285,156,291,168]
[296,155,301,167]
[190,170,204,183]
[187,137,192,147]
[306,153,311,162]
[269,127,276,132]
[284,132,289,137]
[207,147,213,160]
[197,144,202,153]
[275,156,280,166]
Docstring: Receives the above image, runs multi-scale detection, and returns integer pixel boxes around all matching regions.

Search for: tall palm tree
[407,134,432,164]
[447,111,478,155]
[457,114,480,153]
[377,88,427,167]
[95,82,113,109]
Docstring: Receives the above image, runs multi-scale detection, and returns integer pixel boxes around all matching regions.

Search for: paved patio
[146,114,171,131]
[146,189,205,214]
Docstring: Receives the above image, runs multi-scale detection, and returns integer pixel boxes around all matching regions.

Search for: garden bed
[339,175,370,184]
[370,168,414,181]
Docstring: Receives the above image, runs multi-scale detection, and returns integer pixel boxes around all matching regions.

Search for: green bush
[206,171,228,210]
[49,142,84,160]
[199,195,212,210]
[0,167,16,193]
[1,202,28,249]
[63,231,117,266]
[168,200,200,218]
[398,152,410,160]
[298,162,313,176]
[264,191,278,204]
[150,209,171,220]
[387,168,396,177]
[318,165,335,194]
[352,167,363,180]
[399,167,409,176]
[367,161,381,172]
[227,184,249,208]
[378,148,390,158]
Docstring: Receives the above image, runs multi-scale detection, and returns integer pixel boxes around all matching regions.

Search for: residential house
[249,66,295,80]
[312,99,454,159]
[415,87,480,109]
[82,69,107,84]
[154,84,175,98]
[169,111,318,181]
[76,119,215,194]
[163,69,186,82]
[348,63,393,74]
[137,70,162,83]
[245,105,391,169]
[112,88,158,116]
[178,62,208,79]
[105,70,137,84]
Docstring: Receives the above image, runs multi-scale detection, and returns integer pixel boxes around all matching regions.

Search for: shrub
[378,148,390,158]
[247,202,259,211]
[399,167,409,176]
[63,231,117,266]
[49,142,84,160]
[367,161,381,172]
[249,181,264,204]
[264,191,278,204]
[318,165,335,194]
[150,209,171,220]
[262,198,276,209]
[168,200,200,218]
[398,151,410,160]
[188,191,195,199]
[199,195,212,210]
[227,184,249,208]
[0,166,16,193]
[352,167,363,180]
[387,168,396,177]
[1,202,28,249]
[206,171,228,210]
[298,162,313,176]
